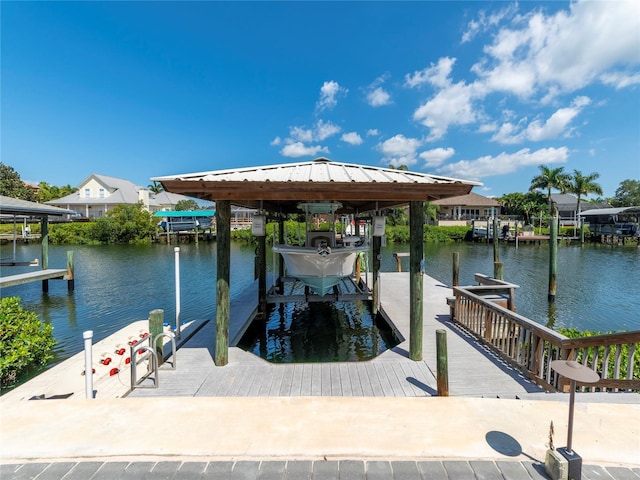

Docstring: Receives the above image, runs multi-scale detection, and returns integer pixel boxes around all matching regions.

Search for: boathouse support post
[409,201,424,361]
[215,200,231,366]
[580,217,585,244]
[257,233,267,320]
[372,235,381,315]
[548,215,558,302]
[278,216,285,294]
[41,215,49,292]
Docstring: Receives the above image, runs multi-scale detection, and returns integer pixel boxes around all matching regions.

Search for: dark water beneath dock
[2,241,638,368]
[238,300,400,363]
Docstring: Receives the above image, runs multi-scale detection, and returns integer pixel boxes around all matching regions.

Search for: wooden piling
[493,217,499,262]
[452,252,459,287]
[215,200,231,366]
[66,251,75,291]
[548,215,558,302]
[149,309,164,365]
[41,215,49,292]
[494,261,503,281]
[409,201,424,361]
[436,329,449,396]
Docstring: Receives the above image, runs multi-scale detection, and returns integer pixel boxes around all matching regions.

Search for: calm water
[2,240,639,367]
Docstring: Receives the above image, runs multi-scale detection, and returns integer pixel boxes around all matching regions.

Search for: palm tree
[529,165,571,214]
[148,181,164,194]
[568,170,602,215]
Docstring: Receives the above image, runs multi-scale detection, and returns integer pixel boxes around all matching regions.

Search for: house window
[84,188,91,198]
[99,188,105,198]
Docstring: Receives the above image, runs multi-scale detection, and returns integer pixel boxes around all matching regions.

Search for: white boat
[272,202,369,296]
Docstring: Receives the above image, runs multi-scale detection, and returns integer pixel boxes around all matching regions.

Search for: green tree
[37,182,77,203]
[497,191,546,220]
[148,181,164,194]
[0,297,56,387]
[567,170,602,215]
[175,199,200,211]
[93,203,155,244]
[529,165,571,213]
[0,163,37,201]
[611,179,640,207]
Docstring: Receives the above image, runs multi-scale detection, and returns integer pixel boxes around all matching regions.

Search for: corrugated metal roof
[152,158,480,213]
[0,195,75,217]
[153,157,475,186]
[579,206,640,216]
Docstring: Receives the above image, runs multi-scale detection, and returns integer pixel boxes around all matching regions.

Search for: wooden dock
[0,268,69,288]
[128,273,550,399]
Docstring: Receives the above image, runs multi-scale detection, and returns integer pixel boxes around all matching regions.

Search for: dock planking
[0,268,68,288]
[129,272,550,399]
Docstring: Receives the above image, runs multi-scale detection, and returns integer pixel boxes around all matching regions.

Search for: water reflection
[239,300,399,363]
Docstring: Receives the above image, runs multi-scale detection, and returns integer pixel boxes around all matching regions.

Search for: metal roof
[152,158,480,214]
[579,206,640,216]
[0,195,75,217]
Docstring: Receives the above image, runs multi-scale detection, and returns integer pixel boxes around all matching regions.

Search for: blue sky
[3,1,639,198]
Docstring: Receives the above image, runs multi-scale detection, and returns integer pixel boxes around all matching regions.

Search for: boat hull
[273,245,366,296]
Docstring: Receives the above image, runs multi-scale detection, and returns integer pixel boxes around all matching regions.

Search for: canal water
[2,241,639,367]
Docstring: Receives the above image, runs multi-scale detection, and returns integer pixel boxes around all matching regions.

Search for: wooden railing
[451,280,640,393]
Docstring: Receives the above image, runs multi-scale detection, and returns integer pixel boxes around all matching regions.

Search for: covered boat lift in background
[153,158,479,365]
[0,195,76,291]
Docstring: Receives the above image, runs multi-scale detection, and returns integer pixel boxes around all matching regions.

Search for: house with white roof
[46,173,201,219]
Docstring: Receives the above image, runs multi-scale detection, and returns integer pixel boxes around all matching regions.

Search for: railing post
[436,329,449,396]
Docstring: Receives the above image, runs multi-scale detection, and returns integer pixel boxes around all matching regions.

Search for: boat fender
[115,348,126,356]
[109,368,119,376]
[140,332,149,339]
[125,357,131,365]
[100,357,112,365]
[81,368,96,376]
[129,339,138,346]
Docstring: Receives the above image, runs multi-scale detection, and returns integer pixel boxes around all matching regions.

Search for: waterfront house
[432,192,501,226]
[46,174,198,219]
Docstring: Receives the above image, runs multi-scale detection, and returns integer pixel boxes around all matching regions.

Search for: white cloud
[419,147,455,167]
[405,57,456,88]
[461,4,519,43]
[377,134,423,167]
[270,136,281,146]
[491,96,591,144]
[315,119,341,141]
[288,120,340,143]
[367,87,391,107]
[367,129,379,136]
[341,132,363,145]
[280,142,329,158]
[600,71,640,89]
[437,147,569,180]
[316,80,348,112]
[472,1,640,98]
[413,81,477,141]
[404,1,638,144]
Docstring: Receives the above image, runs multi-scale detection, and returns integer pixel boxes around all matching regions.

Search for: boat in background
[272,202,369,296]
